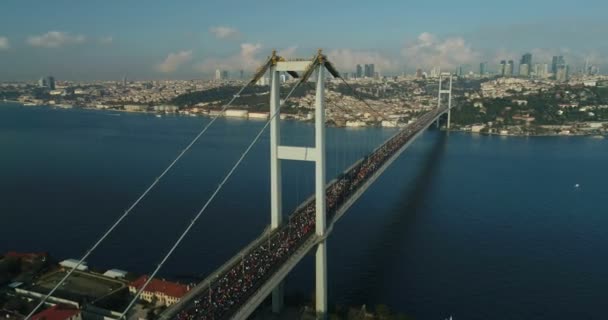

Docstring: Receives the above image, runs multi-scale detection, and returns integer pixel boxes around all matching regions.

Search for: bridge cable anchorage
[118,77,308,320]
[23,73,259,320]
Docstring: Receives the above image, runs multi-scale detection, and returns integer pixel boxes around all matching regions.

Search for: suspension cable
[24,81,253,320]
[119,80,305,319]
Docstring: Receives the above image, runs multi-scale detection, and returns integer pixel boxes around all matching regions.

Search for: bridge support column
[446,75,453,129]
[272,282,284,313]
[315,241,327,319]
[437,73,453,130]
[314,65,328,319]
[270,65,284,314]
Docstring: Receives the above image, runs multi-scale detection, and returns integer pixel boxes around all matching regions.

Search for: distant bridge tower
[437,72,453,128]
[269,52,328,318]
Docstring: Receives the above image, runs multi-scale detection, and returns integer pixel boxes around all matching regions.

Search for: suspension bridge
[26,50,453,320]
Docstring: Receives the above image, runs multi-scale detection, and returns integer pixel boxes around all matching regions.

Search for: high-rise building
[369,64,375,78]
[499,60,507,76]
[430,66,440,78]
[356,64,363,78]
[556,65,569,82]
[479,62,487,76]
[122,74,128,87]
[519,53,532,77]
[519,64,530,78]
[551,56,565,74]
[506,60,514,76]
[534,64,549,79]
[415,69,423,78]
[239,70,244,80]
[47,76,55,90]
[221,70,229,80]
[457,65,464,77]
[38,76,55,89]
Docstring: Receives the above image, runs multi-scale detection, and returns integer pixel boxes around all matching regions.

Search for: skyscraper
[499,60,507,76]
[479,62,487,76]
[430,66,440,78]
[519,53,532,77]
[215,69,222,80]
[356,64,363,78]
[221,70,229,80]
[239,70,244,80]
[46,76,55,90]
[38,77,47,88]
[368,64,375,78]
[556,65,569,82]
[551,56,565,74]
[534,64,549,79]
[506,60,514,77]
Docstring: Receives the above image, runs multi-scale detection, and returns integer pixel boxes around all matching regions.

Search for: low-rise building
[59,259,88,271]
[103,269,128,279]
[31,305,81,320]
[129,276,190,306]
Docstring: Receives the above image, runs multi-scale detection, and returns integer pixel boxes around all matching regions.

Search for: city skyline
[0,0,607,80]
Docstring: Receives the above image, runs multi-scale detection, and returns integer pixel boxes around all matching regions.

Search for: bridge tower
[437,72,453,128]
[269,52,328,318]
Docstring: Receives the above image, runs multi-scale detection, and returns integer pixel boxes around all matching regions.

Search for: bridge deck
[160,107,449,320]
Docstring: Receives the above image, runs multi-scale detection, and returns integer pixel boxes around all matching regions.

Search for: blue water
[1,103,607,319]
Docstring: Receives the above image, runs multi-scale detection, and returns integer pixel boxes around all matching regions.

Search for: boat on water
[155,114,162,118]
[23,102,38,106]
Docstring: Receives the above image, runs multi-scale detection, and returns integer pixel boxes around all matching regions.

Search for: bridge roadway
[159,106,449,320]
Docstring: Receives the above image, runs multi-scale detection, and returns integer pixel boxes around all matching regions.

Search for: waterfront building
[47,76,55,90]
[31,305,81,320]
[129,276,190,306]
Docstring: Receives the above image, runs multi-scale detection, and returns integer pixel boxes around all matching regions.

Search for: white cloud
[278,46,298,58]
[0,37,9,50]
[196,43,263,72]
[156,50,193,73]
[401,32,480,69]
[27,31,86,48]
[209,26,240,39]
[326,49,395,73]
[99,36,113,45]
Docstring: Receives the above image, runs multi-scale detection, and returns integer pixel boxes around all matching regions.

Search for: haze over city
[1,0,607,80]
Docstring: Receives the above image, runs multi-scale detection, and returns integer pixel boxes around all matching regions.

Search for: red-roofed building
[129,276,190,306]
[31,305,81,320]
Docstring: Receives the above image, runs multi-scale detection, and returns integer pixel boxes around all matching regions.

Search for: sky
[1,0,607,81]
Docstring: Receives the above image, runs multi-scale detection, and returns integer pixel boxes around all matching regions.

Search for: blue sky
[0,0,607,80]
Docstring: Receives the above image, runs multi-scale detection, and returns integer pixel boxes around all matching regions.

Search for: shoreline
[2,102,606,137]
[445,127,607,138]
